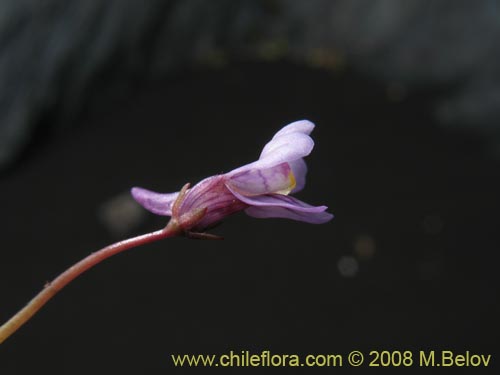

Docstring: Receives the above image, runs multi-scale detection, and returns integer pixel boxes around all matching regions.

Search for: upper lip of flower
[131,119,333,231]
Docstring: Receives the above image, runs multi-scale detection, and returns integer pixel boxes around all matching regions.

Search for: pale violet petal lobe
[228,133,314,175]
[227,120,315,176]
[272,120,315,138]
[131,187,179,216]
[245,205,333,224]
[259,132,314,161]
[263,121,314,161]
[226,184,329,213]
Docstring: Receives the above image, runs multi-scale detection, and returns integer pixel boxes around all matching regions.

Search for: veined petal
[226,184,331,215]
[245,205,334,224]
[178,175,247,230]
[227,162,296,196]
[131,187,179,216]
[231,183,334,224]
[232,191,327,212]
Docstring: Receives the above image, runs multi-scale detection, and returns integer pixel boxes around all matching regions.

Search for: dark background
[1,1,499,374]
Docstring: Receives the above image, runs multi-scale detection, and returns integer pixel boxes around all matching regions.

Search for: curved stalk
[0,221,180,344]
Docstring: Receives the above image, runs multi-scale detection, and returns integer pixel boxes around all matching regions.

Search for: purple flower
[131,120,333,232]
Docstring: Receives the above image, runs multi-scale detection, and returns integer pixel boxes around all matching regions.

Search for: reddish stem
[0,221,180,344]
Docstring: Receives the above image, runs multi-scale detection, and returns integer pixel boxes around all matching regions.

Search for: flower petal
[227,162,296,196]
[271,119,315,138]
[227,188,327,212]
[259,120,314,160]
[228,121,315,176]
[245,205,334,224]
[257,132,314,167]
[226,184,333,224]
[288,158,307,193]
[131,187,179,216]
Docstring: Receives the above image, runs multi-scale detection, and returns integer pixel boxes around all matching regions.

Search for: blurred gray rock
[292,0,500,135]
[2,0,500,169]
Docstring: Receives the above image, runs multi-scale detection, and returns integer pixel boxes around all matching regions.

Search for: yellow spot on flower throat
[275,170,296,195]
